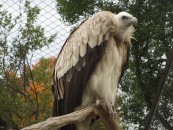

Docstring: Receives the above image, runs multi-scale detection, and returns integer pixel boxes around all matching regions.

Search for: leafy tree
[0,57,55,128]
[56,0,124,24]
[28,57,56,120]
[22,57,55,126]
[0,0,56,128]
[56,0,173,129]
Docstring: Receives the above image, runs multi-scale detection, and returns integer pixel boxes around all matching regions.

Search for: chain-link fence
[1,0,71,63]
[0,0,71,129]
[0,0,173,130]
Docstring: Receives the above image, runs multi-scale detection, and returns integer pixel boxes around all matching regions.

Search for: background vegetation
[0,0,173,129]
[56,0,173,129]
[0,1,56,129]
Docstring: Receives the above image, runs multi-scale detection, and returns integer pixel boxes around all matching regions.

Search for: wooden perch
[21,102,119,130]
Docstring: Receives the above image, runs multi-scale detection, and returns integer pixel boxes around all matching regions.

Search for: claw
[106,101,116,118]
[95,99,116,119]
[96,99,102,106]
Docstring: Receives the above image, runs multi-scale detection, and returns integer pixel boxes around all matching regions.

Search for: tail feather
[52,96,58,117]
[52,97,76,130]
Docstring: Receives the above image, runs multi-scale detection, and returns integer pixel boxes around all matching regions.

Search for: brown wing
[52,11,117,118]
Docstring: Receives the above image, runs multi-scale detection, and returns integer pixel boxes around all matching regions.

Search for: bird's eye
[122,16,129,20]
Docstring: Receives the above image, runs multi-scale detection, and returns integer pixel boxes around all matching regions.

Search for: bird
[51,11,137,130]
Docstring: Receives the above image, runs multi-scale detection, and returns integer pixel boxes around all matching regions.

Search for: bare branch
[21,102,119,130]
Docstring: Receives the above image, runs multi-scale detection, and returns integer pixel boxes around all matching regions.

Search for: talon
[96,99,101,106]
[95,99,117,119]
[106,101,116,118]
[96,99,104,106]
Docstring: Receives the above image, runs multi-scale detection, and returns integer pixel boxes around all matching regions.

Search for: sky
[0,0,72,64]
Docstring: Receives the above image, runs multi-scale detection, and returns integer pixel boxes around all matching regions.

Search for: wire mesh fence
[1,0,71,63]
[0,0,72,129]
[0,0,173,130]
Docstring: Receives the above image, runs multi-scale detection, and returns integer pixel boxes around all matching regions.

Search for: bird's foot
[107,101,116,118]
[96,99,103,106]
[95,99,116,119]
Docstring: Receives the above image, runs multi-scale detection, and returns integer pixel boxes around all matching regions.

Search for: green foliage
[56,0,96,24]
[0,5,19,76]
[56,0,173,129]
[12,0,56,61]
[56,0,123,24]
[0,57,54,128]
[0,1,56,128]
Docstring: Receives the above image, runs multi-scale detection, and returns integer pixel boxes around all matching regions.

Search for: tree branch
[21,102,119,130]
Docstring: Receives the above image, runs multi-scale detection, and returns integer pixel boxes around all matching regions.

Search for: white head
[114,11,137,42]
[115,11,138,28]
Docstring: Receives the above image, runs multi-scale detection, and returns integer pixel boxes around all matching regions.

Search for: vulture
[52,11,137,130]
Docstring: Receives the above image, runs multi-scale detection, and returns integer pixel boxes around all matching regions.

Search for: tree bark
[21,102,119,130]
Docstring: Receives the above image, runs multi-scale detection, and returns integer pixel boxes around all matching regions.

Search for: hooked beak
[130,17,138,25]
